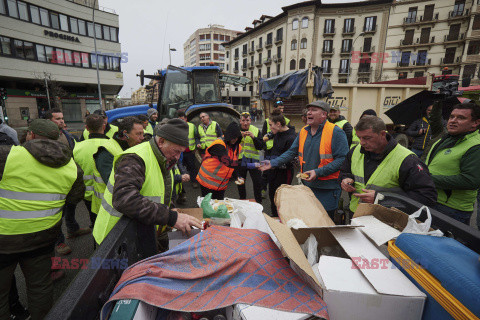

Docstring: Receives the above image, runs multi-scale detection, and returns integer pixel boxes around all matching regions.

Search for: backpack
[0,131,15,146]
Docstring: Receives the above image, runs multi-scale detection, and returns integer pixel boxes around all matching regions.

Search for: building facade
[183,24,242,69]
[131,86,147,105]
[0,0,123,127]
[224,0,480,100]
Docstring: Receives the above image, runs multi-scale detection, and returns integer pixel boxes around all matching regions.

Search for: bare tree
[33,72,67,109]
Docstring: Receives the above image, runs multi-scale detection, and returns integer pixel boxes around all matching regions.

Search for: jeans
[182,151,198,179]
[310,187,342,212]
[200,185,225,200]
[434,203,472,225]
[56,202,80,245]
[0,247,54,320]
[237,165,263,204]
[268,168,294,217]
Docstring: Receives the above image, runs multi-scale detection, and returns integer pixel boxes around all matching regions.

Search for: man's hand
[258,160,272,172]
[196,143,202,149]
[341,178,356,192]
[418,129,426,135]
[173,211,203,235]
[244,131,254,138]
[263,135,270,142]
[181,174,190,182]
[353,189,376,204]
[304,170,317,182]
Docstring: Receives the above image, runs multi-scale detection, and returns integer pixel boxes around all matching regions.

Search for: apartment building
[183,25,242,69]
[131,86,148,105]
[0,0,123,127]
[224,0,480,100]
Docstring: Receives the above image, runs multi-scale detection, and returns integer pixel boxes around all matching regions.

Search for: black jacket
[406,117,432,150]
[329,115,353,145]
[339,134,437,207]
[271,126,296,170]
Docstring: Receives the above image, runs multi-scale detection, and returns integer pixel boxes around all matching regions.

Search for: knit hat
[361,109,377,118]
[155,118,189,147]
[147,108,158,119]
[93,109,107,118]
[29,119,60,140]
[224,122,242,142]
[306,100,330,113]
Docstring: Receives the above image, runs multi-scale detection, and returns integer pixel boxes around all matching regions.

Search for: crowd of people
[1,97,480,319]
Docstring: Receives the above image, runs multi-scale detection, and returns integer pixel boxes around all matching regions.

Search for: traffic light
[0,88,7,100]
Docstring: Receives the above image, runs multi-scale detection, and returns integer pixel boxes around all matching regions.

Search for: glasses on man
[241,112,250,116]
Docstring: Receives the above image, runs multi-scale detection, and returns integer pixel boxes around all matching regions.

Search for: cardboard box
[226,304,315,320]
[264,214,426,320]
[108,299,157,320]
[177,208,203,221]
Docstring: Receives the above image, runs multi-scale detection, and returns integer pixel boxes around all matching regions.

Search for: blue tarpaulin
[259,67,333,100]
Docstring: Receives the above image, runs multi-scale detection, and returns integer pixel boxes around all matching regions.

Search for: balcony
[414,58,432,66]
[264,57,272,65]
[404,16,417,24]
[339,68,350,75]
[255,60,262,67]
[241,65,247,71]
[449,9,469,18]
[441,56,461,65]
[248,62,255,69]
[358,66,372,74]
[395,58,432,69]
[323,28,336,36]
[443,33,466,43]
[234,68,239,74]
[242,51,248,57]
[275,36,283,44]
[340,48,353,56]
[256,45,263,52]
[398,37,436,48]
[234,54,239,60]
[322,48,335,56]
[403,14,439,28]
[273,54,282,62]
[363,25,377,34]
[361,45,375,53]
[249,46,255,54]
[342,27,356,36]
[322,68,332,75]
[265,41,273,48]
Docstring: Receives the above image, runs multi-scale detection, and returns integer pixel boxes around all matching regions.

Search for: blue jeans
[411,148,424,158]
[310,187,341,217]
[434,203,472,225]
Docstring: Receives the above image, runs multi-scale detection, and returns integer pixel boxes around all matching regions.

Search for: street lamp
[169,44,177,66]
[92,0,103,109]
[347,32,365,84]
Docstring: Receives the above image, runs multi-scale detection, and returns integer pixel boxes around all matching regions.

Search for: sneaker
[51,270,65,282]
[55,243,72,256]
[261,189,267,199]
[66,227,92,239]
[9,302,30,320]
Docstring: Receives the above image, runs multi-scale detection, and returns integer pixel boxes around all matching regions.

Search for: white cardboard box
[264,214,426,320]
[227,304,315,320]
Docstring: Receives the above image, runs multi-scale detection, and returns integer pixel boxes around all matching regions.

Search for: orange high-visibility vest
[196,139,241,191]
[298,121,339,181]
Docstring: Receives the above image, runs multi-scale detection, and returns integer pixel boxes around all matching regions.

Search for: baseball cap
[306,100,330,113]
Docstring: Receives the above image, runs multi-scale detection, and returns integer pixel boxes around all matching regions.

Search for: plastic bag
[402,206,443,237]
[201,193,230,219]
[300,234,318,266]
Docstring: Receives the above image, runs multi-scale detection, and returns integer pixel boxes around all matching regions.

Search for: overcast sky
[99,0,361,98]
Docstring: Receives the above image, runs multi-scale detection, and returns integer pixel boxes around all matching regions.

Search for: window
[54,48,64,64]
[17,1,28,21]
[363,37,372,52]
[453,0,465,16]
[302,17,309,28]
[59,14,69,31]
[81,52,89,67]
[467,41,480,55]
[473,15,480,30]
[267,66,270,78]
[414,71,424,78]
[36,44,45,61]
[242,58,247,69]
[267,33,273,45]
[420,28,431,44]
[292,19,299,30]
[404,30,414,45]
[339,78,348,84]
[342,39,352,53]
[299,58,306,69]
[364,16,376,32]
[398,72,408,79]
[113,57,120,71]
[277,45,281,58]
[70,18,78,34]
[45,46,53,63]
[276,64,280,75]
[30,5,40,24]
[321,60,331,73]
[407,7,417,23]
[0,0,5,14]
[324,19,335,33]
[291,39,297,50]
[340,59,350,73]
[0,37,12,55]
[24,41,34,59]
[78,20,86,35]
[95,24,102,39]
[423,4,435,21]
[87,22,94,37]
[267,49,271,59]
[323,40,333,53]
[344,18,355,33]
[276,28,283,41]
[463,64,476,79]
[7,0,18,18]
[73,51,81,66]
[110,27,117,42]
[103,25,111,41]
[290,59,296,70]
[64,49,73,65]
[258,37,263,48]
[14,40,24,58]
[40,8,49,26]
[400,51,411,66]
[50,12,59,29]
[300,38,307,49]
[98,55,105,69]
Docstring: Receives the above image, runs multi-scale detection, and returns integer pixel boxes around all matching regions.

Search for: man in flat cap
[0,119,84,319]
[260,101,349,219]
[93,118,202,246]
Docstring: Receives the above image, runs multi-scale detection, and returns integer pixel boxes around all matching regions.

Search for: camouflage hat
[28,119,60,140]
[330,105,340,111]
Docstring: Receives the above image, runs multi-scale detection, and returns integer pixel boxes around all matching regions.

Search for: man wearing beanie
[0,119,84,319]
[147,108,159,134]
[197,122,243,200]
[93,118,203,246]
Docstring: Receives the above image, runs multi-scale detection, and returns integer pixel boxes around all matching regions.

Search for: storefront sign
[44,30,80,43]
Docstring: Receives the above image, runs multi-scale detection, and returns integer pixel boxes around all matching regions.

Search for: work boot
[51,270,65,282]
[66,227,92,239]
[55,243,72,256]
[9,302,30,320]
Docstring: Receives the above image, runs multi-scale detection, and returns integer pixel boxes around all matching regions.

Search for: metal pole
[347,33,364,84]
[93,0,103,110]
[169,44,171,65]
[44,74,51,109]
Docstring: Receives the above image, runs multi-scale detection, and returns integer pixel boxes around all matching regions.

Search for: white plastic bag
[300,234,318,266]
[402,206,443,237]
